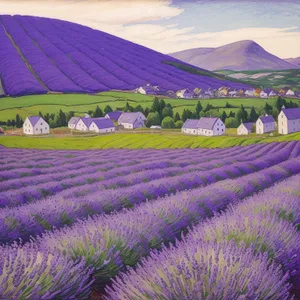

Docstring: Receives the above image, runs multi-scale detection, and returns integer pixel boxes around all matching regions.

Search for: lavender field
[0,142,300,299]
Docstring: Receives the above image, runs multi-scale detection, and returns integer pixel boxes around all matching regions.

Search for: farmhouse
[286,89,295,96]
[278,107,300,135]
[260,91,268,98]
[256,115,275,134]
[135,84,158,95]
[105,111,123,122]
[181,119,199,135]
[89,118,115,133]
[23,116,49,135]
[118,112,146,129]
[75,117,94,131]
[229,90,238,97]
[176,88,194,99]
[68,117,80,130]
[198,117,225,136]
[237,122,254,135]
[245,89,255,97]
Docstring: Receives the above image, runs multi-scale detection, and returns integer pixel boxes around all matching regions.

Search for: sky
[1,0,300,58]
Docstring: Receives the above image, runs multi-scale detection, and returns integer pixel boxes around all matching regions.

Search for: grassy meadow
[1,91,299,121]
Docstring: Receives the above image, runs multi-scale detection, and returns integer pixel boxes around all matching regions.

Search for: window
[41,123,42,125]
[45,127,47,130]
[217,128,219,131]
[36,128,38,131]
[282,115,283,118]
[222,129,224,132]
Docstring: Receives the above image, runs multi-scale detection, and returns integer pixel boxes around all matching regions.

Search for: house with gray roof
[89,118,115,133]
[197,117,225,136]
[118,112,146,129]
[237,122,255,135]
[256,115,275,134]
[278,107,300,135]
[23,116,49,135]
[181,119,199,135]
[68,117,80,130]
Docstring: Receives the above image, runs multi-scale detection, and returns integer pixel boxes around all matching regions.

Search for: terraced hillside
[0,15,250,97]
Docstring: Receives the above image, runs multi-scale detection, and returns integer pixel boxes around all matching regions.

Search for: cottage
[206,88,215,98]
[278,107,300,135]
[181,119,199,135]
[237,122,254,135]
[256,115,275,134]
[23,116,49,135]
[279,88,288,96]
[176,88,194,99]
[260,91,268,99]
[193,88,203,96]
[245,89,255,97]
[89,118,115,133]
[135,84,158,95]
[218,87,230,97]
[75,117,94,131]
[118,112,146,129]
[269,90,278,97]
[229,90,238,97]
[68,117,80,130]
[286,89,295,96]
[198,117,225,136]
[105,111,123,122]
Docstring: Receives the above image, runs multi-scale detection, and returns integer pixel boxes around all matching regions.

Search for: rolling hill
[284,57,300,67]
[0,15,250,98]
[169,40,300,71]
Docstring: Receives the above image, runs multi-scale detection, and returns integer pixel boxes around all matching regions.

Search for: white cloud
[1,0,300,58]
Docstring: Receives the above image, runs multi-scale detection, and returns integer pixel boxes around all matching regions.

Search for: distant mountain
[169,40,300,71]
[284,57,300,67]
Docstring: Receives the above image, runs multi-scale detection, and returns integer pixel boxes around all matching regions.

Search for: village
[19,105,300,138]
[135,84,300,99]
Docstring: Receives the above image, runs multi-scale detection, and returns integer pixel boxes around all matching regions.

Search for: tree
[264,103,272,115]
[15,114,22,128]
[11,119,16,128]
[203,103,213,113]
[225,101,231,108]
[146,112,161,127]
[134,105,144,114]
[144,107,150,117]
[228,111,235,118]
[50,113,55,121]
[271,107,279,119]
[7,119,12,127]
[251,124,256,133]
[174,112,181,122]
[220,111,227,123]
[159,99,166,113]
[124,102,134,112]
[175,120,184,128]
[236,105,248,123]
[93,106,103,118]
[162,106,173,119]
[199,111,207,118]
[275,96,287,111]
[195,101,203,116]
[66,111,75,121]
[225,117,239,128]
[161,116,175,128]
[181,109,193,122]
[249,106,258,122]
[151,97,160,113]
[38,111,44,118]
[54,110,67,127]
[104,105,113,115]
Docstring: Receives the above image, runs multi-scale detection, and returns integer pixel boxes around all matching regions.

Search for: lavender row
[106,175,300,299]
[0,142,266,205]
[0,147,292,243]
[0,143,251,191]
[34,158,300,289]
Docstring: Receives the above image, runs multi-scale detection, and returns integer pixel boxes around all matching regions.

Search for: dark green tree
[221,111,227,123]
[11,119,16,128]
[134,105,144,114]
[161,116,175,128]
[144,107,150,117]
[93,106,103,118]
[175,120,184,128]
[162,106,173,118]
[225,117,239,128]
[264,103,273,115]
[249,106,259,122]
[146,112,161,127]
[228,111,235,118]
[15,114,23,128]
[124,102,134,112]
[195,101,203,116]
[38,111,44,118]
[151,97,160,113]
[43,113,51,123]
[7,119,12,127]
[174,112,181,122]
[275,96,287,111]
[181,109,193,122]
[236,105,248,123]
[104,105,113,114]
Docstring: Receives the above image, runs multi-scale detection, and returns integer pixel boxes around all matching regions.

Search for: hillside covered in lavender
[0,15,250,97]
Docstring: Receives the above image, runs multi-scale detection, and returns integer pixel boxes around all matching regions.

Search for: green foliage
[162,107,173,119]
[220,111,227,123]
[124,102,134,112]
[181,109,193,122]
[249,106,259,122]
[104,105,113,114]
[236,105,248,123]
[161,116,175,128]
[175,120,184,128]
[146,112,161,127]
[251,124,256,133]
[264,103,273,115]
[225,117,239,128]
[174,112,181,122]
[93,106,104,118]
[195,101,203,116]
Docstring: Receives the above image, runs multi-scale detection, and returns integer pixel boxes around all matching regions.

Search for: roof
[197,117,219,130]
[106,111,122,121]
[27,116,41,126]
[259,115,275,124]
[68,117,80,125]
[90,118,114,129]
[182,119,199,129]
[80,118,94,128]
[242,122,255,131]
[118,112,145,124]
[282,107,300,120]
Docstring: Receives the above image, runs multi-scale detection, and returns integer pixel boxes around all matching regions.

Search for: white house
[75,118,94,131]
[176,88,194,99]
[181,119,199,135]
[118,112,146,129]
[286,89,295,96]
[23,116,49,135]
[260,91,269,98]
[89,118,115,133]
[269,90,278,97]
[256,115,275,134]
[245,89,255,97]
[105,111,123,122]
[197,117,225,136]
[237,122,255,135]
[135,84,158,95]
[278,107,300,135]
[229,90,238,97]
[68,117,80,130]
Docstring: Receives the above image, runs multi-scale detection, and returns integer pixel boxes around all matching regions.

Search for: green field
[1,91,298,121]
[1,132,300,150]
